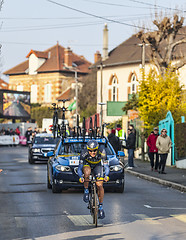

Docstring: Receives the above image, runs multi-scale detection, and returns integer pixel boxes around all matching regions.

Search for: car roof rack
[50,101,108,144]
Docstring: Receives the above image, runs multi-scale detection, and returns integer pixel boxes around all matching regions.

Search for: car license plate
[69,160,79,165]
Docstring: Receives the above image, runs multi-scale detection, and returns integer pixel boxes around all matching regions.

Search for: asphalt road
[0,146,186,240]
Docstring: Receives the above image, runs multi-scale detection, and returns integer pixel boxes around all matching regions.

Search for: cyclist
[78,139,109,219]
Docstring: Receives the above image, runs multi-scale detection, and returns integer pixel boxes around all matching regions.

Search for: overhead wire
[46,0,156,31]
[78,0,153,9]
[45,0,186,37]
[1,0,186,48]
[127,0,185,12]
[79,0,185,12]
[1,15,154,32]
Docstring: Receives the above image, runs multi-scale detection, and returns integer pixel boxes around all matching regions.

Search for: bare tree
[0,1,4,74]
[0,0,3,11]
[137,15,186,75]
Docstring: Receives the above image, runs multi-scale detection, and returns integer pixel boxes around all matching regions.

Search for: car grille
[41,148,53,154]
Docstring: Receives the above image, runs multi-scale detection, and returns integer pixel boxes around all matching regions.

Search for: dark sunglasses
[88,149,97,153]
[162,130,167,132]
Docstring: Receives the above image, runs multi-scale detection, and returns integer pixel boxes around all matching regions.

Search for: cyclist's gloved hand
[104,176,109,182]
[79,177,84,183]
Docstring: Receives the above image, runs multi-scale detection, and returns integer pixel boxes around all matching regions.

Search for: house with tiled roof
[0,79,8,89]
[4,43,91,108]
[96,27,186,125]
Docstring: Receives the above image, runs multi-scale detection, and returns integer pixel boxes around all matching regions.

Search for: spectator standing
[34,127,39,135]
[15,126,21,136]
[42,128,47,133]
[25,127,32,144]
[128,124,137,152]
[147,127,159,171]
[5,128,10,135]
[115,124,126,150]
[156,128,172,174]
[9,128,15,135]
[108,129,121,154]
[128,124,136,137]
[125,128,136,169]
[0,127,6,135]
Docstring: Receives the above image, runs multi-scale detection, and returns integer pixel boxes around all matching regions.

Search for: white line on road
[144,205,186,210]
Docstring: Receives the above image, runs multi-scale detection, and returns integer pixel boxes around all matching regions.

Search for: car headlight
[55,165,71,172]
[32,148,40,153]
[110,165,123,172]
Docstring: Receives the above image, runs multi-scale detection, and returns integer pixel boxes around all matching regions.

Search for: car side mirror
[44,151,54,157]
[117,151,125,157]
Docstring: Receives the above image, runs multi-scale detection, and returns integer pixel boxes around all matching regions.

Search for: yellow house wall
[97,61,186,125]
[8,72,74,105]
[97,63,155,124]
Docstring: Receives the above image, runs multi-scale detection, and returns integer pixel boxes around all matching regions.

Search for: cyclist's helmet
[87,140,99,151]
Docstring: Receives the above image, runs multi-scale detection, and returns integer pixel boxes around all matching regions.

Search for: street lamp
[98,102,106,128]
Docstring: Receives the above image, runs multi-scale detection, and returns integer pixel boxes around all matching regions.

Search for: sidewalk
[125,158,186,193]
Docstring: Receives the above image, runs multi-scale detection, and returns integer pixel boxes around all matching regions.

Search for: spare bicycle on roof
[49,100,108,144]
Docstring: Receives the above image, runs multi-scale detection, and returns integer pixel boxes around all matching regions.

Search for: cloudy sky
[0,0,186,81]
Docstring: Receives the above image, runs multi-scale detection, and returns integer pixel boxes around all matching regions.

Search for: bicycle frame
[49,103,60,139]
[88,175,99,227]
[58,99,69,142]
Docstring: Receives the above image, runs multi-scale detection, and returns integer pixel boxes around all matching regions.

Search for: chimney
[64,47,72,67]
[94,51,101,63]
[103,23,108,61]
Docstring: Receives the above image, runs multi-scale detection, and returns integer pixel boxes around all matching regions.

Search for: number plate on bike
[69,159,79,165]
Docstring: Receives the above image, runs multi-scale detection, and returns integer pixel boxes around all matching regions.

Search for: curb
[126,169,186,193]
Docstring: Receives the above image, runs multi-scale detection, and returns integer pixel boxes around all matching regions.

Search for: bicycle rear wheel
[53,114,58,139]
[93,184,98,227]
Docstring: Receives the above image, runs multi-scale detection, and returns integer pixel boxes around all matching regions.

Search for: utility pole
[138,41,148,161]
[142,41,146,71]
[75,70,78,117]
[99,62,104,127]
[138,41,147,79]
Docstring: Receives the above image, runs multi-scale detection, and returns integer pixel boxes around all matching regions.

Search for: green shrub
[31,106,53,128]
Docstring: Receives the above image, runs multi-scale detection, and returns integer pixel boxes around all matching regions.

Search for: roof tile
[4,43,91,75]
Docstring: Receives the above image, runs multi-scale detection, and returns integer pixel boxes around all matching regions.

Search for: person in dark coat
[25,127,32,145]
[126,128,136,169]
[108,129,121,154]
[147,127,159,171]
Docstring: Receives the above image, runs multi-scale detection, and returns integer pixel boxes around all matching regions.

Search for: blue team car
[47,136,125,193]
[28,133,59,164]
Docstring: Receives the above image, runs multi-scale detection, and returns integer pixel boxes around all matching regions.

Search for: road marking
[134,214,161,224]
[171,214,186,223]
[67,215,94,226]
[144,205,186,210]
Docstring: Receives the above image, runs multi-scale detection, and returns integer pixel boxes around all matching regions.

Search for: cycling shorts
[83,162,104,179]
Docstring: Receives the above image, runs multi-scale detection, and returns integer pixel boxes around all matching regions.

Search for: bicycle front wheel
[93,184,98,227]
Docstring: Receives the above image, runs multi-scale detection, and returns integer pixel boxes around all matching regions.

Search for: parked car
[47,136,125,193]
[28,133,59,164]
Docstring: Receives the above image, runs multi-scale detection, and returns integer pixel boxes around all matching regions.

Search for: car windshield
[58,142,114,155]
[59,143,86,154]
[34,137,58,144]
[99,143,114,155]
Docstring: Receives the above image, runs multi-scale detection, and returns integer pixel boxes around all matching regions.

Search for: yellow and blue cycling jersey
[77,147,109,178]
